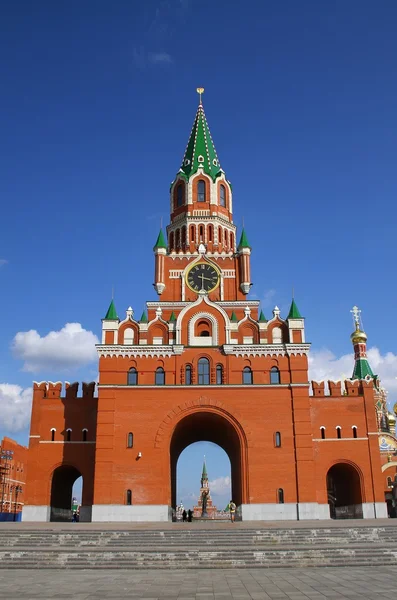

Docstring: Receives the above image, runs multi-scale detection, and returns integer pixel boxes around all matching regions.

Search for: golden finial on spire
[196,87,204,104]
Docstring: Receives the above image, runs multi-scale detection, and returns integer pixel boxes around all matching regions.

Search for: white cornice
[96,344,184,358]
[223,343,311,357]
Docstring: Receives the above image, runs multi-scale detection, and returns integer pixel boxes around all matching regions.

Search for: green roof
[230,311,238,322]
[104,299,118,321]
[352,359,374,380]
[154,228,167,250]
[140,310,148,323]
[258,310,267,322]
[287,299,302,319]
[169,311,176,322]
[237,228,251,250]
[179,100,222,182]
[201,459,208,479]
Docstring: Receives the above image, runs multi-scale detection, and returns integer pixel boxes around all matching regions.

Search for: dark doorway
[170,411,246,514]
[327,463,363,519]
[50,465,82,522]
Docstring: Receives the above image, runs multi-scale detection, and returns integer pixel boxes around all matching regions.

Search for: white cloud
[12,323,99,373]
[309,346,397,402]
[262,289,276,308]
[209,476,231,496]
[0,259,8,267]
[148,52,173,64]
[0,384,32,432]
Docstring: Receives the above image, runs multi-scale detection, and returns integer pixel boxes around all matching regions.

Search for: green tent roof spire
[140,310,148,323]
[258,310,267,322]
[201,457,208,480]
[154,228,167,250]
[230,311,238,322]
[169,311,176,322]
[237,228,251,250]
[352,358,374,380]
[179,95,222,182]
[104,299,118,321]
[287,299,302,319]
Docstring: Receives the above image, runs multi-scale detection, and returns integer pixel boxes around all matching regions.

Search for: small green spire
[179,96,222,182]
[287,299,302,319]
[237,228,251,250]
[258,310,267,322]
[169,311,176,322]
[201,458,208,479]
[154,229,167,250]
[104,299,118,321]
[352,359,374,380]
[230,311,238,322]
[140,310,148,323]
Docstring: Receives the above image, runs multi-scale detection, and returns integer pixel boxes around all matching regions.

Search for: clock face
[186,263,220,293]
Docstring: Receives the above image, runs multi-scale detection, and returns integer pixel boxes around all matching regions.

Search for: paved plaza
[0,566,395,600]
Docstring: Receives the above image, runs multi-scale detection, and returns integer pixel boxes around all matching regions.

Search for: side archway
[326,462,363,519]
[50,464,82,522]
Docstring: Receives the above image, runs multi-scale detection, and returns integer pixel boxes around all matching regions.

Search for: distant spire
[350,306,374,380]
[140,310,148,323]
[230,311,238,322]
[258,310,267,323]
[154,228,167,250]
[237,228,251,250]
[201,456,208,480]
[287,299,302,319]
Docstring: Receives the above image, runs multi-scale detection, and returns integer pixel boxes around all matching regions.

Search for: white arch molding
[188,312,219,346]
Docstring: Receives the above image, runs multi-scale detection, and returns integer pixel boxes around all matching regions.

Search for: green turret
[104,299,118,321]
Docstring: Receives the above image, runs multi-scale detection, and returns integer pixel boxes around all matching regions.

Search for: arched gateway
[23,92,388,522]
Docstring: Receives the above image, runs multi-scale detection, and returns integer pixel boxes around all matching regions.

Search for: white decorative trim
[29,435,40,438]
[188,311,218,346]
[312,437,368,442]
[96,344,184,358]
[176,294,230,345]
[169,270,183,278]
[39,441,96,444]
[223,343,310,357]
[98,383,309,389]
[222,270,235,278]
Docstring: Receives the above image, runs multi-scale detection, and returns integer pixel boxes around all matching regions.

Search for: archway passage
[50,465,82,522]
[170,411,246,512]
[326,463,363,519]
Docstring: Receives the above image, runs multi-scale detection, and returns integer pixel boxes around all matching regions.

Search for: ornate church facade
[23,91,395,522]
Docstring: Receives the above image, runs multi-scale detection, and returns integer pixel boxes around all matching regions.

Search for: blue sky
[1,1,397,509]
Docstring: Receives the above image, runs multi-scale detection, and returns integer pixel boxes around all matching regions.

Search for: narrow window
[128,368,138,386]
[230,232,234,250]
[181,226,186,247]
[176,229,180,248]
[198,358,210,385]
[275,432,281,447]
[336,426,341,439]
[66,429,71,442]
[127,432,133,448]
[270,367,280,384]
[278,488,284,504]
[216,364,223,385]
[185,365,192,385]
[224,229,228,246]
[320,427,326,440]
[126,489,132,505]
[176,184,183,207]
[218,227,222,245]
[198,180,206,202]
[169,232,174,251]
[82,429,87,442]
[387,477,393,488]
[199,225,204,241]
[51,429,55,442]
[155,367,165,385]
[243,367,253,385]
[352,426,357,439]
[220,184,226,207]
[208,225,213,242]
[190,225,195,243]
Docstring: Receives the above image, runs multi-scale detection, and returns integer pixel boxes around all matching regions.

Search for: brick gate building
[23,91,390,522]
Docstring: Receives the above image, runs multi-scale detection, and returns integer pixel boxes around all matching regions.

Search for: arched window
[230,232,234,250]
[190,225,195,243]
[198,180,206,202]
[320,427,326,440]
[155,367,165,385]
[181,226,186,247]
[218,227,222,245]
[336,426,342,439]
[220,184,226,207]
[224,229,228,246]
[169,232,174,251]
[51,429,55,442]
[124,329,134,345]
[270,367,280,384]
[126,489,132,505]
[176,184,183,207]
[198,358,210,385]
[66,429,71,442]
[277,488,284,504]
[208,225,213,242]
[216,364,223,385]
[82,429,88,442]
[185,365,192,385]
[387,477,393,488]
[128,368,138,386]
[275,431,281,447]
[199,225,204,241]
[272,327,282,344]
[127,432,133,448]
[243,367,253,385]
[352,426,357,439]
[175,229,180,248]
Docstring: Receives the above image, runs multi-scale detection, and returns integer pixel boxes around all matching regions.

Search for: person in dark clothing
[187,509,193,522]
[182,509,187,522]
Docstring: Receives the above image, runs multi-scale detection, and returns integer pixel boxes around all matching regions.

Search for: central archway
[170,410,247,510]
[326,463,363,519]
[50,465,82,522]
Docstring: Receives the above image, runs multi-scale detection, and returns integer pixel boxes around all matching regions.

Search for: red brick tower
[193,458,217,518]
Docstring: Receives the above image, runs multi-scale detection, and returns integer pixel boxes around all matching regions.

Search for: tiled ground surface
[0,566,394,600]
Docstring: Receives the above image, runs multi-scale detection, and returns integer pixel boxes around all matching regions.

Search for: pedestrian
[187,509,193,522]
[229,500,236,523]
[182,509,187,522]
[72,511,77,523]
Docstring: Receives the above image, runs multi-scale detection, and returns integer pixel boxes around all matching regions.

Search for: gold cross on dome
[196,87,204,103]
[350,305,361,327]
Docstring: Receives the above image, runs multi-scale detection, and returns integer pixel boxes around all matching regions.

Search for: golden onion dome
[388,412,396,426]
[350,325,367,344]
[393,402,397,416]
